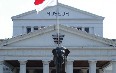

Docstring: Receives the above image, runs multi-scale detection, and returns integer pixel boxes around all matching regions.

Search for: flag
[34,0,45,5]
[34,0,57,13]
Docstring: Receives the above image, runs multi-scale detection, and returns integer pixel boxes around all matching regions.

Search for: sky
[0,0,116,39]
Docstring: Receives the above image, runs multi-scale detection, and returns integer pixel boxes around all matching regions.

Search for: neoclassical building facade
[0,3,116,73]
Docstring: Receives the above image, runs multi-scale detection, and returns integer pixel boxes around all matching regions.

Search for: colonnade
[0,60,115,73]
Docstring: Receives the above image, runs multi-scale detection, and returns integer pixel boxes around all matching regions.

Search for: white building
[0,3,116,73]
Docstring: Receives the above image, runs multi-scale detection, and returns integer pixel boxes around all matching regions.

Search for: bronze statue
[52,47,70,73]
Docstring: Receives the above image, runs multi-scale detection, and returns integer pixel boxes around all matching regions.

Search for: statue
[52,47,70,73]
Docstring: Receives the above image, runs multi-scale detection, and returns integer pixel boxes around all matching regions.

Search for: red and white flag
[34,0,57,13]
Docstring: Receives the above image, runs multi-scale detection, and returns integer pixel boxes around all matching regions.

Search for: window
[34,26,38,31]
[41,26,45,29]
[85,27,89,33]
[26,27,31,33]
[77,27,82,30]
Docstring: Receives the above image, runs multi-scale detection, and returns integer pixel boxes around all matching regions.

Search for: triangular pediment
[0,25,115,48]
[12,3,104,20]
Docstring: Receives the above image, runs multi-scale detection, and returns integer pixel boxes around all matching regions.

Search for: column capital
[89,60,97,73]
[88,60,97,63]
[66,60,73,73]
[42,61,50,65]
[67,60,74,65]
[43,60,49,73]
[67,59,74,62]
[18,60,27,65]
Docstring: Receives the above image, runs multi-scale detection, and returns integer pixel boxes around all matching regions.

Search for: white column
[0,61,4,73]
[89,60,97,73]
[112,61,116,73]
[82,69,88,73]
[43,61,49,73]
[82,27,85,31]
[66,61,73,73]
[29,70,34,73]
[31,27,34,32]
[19,60,27,73]
[99,69,103,73]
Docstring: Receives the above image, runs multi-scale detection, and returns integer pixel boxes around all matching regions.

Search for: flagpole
[56,0,60,47]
